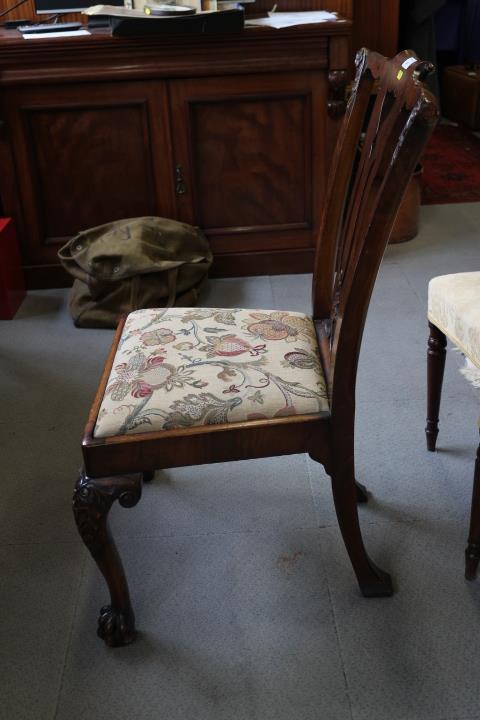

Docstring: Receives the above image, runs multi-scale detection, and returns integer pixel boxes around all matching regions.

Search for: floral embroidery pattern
[243,311,313,342]
[94,307,330,438]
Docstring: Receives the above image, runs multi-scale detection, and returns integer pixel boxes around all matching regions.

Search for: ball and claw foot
[355,480,369,504]
[465,545,480,582]
[97,605,136,647]
[358,566,393,598]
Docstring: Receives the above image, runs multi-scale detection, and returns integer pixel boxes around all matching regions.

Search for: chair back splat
[313,49,438,418]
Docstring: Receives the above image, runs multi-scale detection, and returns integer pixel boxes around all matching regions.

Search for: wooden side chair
[426,272,480,580]
[73,49,438,646]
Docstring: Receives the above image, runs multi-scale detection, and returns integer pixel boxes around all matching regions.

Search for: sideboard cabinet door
[168,71,327,270]
[1,80,175,284]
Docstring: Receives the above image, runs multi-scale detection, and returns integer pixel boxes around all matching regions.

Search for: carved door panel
[168,72,327,258]
[1,80,174,274]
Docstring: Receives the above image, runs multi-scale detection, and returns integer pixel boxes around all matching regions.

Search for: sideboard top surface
[0,18,351,83]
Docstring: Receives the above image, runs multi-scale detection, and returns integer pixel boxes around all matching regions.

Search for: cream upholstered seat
[426,270,480,582]
[94,307,330,438]
[428,271,480,368]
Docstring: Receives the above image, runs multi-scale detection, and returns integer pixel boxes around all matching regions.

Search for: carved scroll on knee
[73,472,142,559]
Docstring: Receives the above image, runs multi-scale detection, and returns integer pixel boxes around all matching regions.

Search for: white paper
[23,29,91,38]
[85,3,150,16]
[246,11,338,29]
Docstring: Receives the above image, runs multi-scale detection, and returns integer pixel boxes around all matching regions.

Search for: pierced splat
[313,49,437,401]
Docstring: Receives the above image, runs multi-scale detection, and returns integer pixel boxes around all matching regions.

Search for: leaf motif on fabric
[180,309,214,323]
[162,392,242,430]
[125,415,152,430]
[270,374,327,407]
[126,353,148,373]
[247,390,264,404]
[212,311,236,325]
[283,349,319,370]
[109,380,131,402]
[217,367,237,381]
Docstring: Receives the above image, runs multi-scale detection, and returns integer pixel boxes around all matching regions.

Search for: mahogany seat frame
[74,48,438,647]
[426,324,480,581]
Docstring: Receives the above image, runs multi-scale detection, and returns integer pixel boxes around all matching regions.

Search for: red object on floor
[0,218,25,320]
[421,124,480,205]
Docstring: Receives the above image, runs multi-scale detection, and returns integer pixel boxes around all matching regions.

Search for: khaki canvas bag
[58,217,213,328]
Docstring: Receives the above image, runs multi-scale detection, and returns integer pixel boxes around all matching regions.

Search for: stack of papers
[83,4,149,17]
[246,11,339,29]
[23,29,91,38]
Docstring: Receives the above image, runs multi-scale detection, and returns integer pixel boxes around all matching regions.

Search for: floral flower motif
[140,328,176,346]
[201,334,266,358]
[244,312,312,342]
[131,380,153,398]
[106,353,179,400]
[173,341,194,351]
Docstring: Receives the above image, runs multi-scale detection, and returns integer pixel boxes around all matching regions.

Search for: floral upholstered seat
[94,307,330,438]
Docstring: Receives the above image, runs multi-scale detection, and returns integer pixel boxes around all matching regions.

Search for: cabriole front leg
[73,471,142,647]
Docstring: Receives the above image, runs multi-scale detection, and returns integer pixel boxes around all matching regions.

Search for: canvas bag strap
[129,267,179,310]
[166,267,179,308]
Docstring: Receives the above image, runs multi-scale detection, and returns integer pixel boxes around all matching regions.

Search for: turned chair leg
[72,471,143,647]
[465,436,480,581]
[426,321,447,452]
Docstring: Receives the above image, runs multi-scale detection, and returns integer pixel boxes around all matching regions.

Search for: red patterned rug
[421,124,480,205]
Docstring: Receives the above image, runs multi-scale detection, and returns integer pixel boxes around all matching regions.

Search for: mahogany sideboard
[0,19,351,288]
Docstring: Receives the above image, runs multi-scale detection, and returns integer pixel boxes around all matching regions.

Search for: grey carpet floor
[1,202,480,720]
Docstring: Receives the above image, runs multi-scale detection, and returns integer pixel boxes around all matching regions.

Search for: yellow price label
[397,70,404,80]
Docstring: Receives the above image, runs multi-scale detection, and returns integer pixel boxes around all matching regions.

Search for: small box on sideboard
[0,218,26,320]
